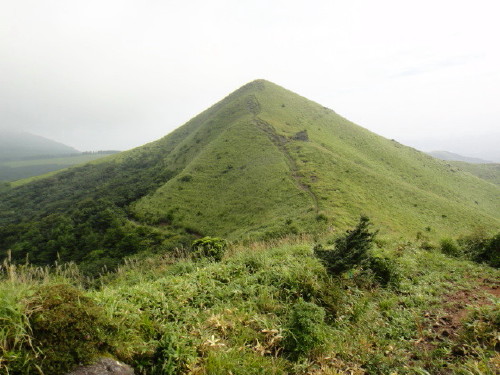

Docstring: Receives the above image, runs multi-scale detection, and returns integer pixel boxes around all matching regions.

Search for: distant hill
[0,80,498,268]
[0,130,119,181]
[427,150,493,164]
[0,152,120,182]
[0,130,79,161]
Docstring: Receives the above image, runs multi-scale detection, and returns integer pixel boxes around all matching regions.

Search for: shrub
[440,238,461,257]
[457,230,499,268]
[483,233,500,268]
[283,299,327,360]
[364,256,400,287]
[191,237,227,262]
[314,216,377,275]
[315,213,328,222]
[27,284,114,374]
[457,229,500,268]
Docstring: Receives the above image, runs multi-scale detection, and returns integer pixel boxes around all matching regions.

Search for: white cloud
[0,0,499,160]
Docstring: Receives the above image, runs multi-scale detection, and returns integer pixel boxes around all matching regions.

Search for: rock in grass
[66,357,134,375]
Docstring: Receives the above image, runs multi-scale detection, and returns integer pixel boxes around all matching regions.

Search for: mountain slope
[0,80,498,267]
[0,130,79,160]
[444,161,500,186]
[133,80,499,238]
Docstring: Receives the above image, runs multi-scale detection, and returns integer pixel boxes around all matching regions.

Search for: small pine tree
[314,215,378,275]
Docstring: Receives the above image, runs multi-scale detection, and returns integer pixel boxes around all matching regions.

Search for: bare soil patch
[416,277,499,351]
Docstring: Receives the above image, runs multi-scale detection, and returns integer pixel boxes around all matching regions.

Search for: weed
[283,299,327,360]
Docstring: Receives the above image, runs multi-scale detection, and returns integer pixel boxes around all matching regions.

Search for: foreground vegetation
[1,224,498,374]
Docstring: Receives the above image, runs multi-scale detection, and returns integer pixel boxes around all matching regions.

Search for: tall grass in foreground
[1,237,499,374]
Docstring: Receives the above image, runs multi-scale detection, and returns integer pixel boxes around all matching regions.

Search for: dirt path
[248,95,320,214]
[417,277,499,351]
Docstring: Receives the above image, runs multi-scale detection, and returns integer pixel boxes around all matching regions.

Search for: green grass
[445,161,500,186]
[1,236,498,374]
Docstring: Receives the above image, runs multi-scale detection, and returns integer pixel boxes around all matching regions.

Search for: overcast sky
[1,0,499,161]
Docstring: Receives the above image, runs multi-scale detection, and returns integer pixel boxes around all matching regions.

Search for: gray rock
[66,357,134,375]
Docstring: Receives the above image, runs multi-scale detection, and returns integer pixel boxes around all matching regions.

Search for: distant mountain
[0,80,498,269]
[427,150,493,164]
[0,130,79,161]
[0,152,120,182]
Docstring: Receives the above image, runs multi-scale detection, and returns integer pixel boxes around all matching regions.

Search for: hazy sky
[1,0,499,161]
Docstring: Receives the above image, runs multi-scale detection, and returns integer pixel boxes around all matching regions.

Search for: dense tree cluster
[0,150,184,273]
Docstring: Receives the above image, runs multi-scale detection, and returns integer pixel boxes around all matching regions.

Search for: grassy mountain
[427,150,493,164]
[0,130,79,161]
[131,80,499,239]
[0,80,499,268]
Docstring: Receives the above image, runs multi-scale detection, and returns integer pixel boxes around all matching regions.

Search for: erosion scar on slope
[246,95,319,214]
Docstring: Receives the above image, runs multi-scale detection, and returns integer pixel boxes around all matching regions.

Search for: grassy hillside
[0,152,119,182]
[1,235,498,374]
[0,80,498,269]
[133,80,499,239]
[444,161,500,186]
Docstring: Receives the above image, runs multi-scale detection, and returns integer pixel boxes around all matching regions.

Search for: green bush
[27,284,114,374]
[283,299,327,360]
[457,230,499,267]
[191,236,227,262]
[314,216,377,275]
[483,233,500,268]
[364,256,400,287]
[440,238,461,257]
